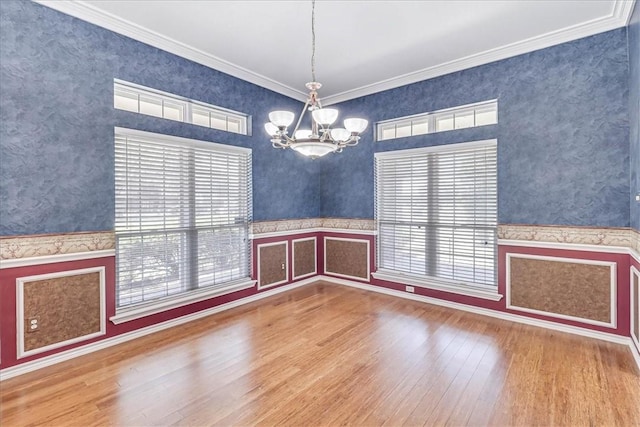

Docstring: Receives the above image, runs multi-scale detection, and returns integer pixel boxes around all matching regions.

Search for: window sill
[371,270,503,302]
[110,279,257,324]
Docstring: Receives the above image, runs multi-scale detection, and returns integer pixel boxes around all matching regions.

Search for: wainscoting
[1,221,639,377]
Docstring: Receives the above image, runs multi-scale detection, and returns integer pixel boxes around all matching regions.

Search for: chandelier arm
[280,134,296,145]
[291,98,312,136]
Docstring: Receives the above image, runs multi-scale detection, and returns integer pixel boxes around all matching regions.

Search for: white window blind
[375,140,497,287]
[115,128,252,308]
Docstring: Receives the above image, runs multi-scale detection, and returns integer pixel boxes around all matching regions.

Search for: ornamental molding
[497,224,633,248]
[1,223,636,260]
[251,218,375,235]
[631,228,640,256]
[0,232,115,260]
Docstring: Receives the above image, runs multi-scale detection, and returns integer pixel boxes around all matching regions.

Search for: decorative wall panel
[506,254,616,327]
[17,267,105,358]
[257,242,288,289]
[324,237,370,281]
[292,237,316,280]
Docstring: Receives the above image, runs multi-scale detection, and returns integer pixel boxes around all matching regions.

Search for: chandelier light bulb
[344,118,369,134]
[269,111,295,128]
[291,142,339,159]
[330,128,350,142]
[311,108,339,126]
[294,129,312,140]
[264,122,279,136]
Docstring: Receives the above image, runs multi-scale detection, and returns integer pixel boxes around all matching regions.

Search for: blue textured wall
[0,1,633,234]
[323,29,630,227]
[0,0,319,236]
[630,2,640,231]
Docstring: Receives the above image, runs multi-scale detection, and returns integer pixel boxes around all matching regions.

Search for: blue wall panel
[0,0,318,236]
[630,2,640,231]
[323,29,630,227]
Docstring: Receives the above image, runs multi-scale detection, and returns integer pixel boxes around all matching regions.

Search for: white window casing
[114,128,253,313]
[376,100,497,141]
[374,140,498,298]
[114,79,250,135]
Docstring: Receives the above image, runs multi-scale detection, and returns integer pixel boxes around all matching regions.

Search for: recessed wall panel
[293,238,316,280]
[258,242,288,289]
[17,267,105,358]
[507,254,615,327]
[324,237,370,281]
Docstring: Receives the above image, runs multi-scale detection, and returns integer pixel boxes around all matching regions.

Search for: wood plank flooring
[1,281,639,426]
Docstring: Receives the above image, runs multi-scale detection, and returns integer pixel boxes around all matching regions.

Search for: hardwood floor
[1,281,639,426]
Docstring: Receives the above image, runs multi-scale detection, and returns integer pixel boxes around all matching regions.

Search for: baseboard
[0,277,317,381]
[315,275,640,372]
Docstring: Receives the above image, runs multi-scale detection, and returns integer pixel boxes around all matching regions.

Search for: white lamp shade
[291,142,338,159]
[311,108,339,126]
[344,118,368,133]
[294,129,312,140]
[264,122,279,136]
[269,110,295,127]
[330,128,351,142]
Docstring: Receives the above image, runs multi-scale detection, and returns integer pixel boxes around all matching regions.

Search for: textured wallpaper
[630,2,640,231]
[323,29,631,228]
[0,0,634,235]
[0,0,319,236]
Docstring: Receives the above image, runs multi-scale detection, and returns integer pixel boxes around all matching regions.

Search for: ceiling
[38,0,635,105]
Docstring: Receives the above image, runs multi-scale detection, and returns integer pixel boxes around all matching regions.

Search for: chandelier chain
[311,0,316,83]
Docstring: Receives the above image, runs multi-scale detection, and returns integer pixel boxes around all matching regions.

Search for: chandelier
[264,0,368,159]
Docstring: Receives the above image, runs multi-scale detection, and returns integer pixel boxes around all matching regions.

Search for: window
[376,100,497,141]
[115,128,252,309]
[374,140,497,293]
[114,80,250,135]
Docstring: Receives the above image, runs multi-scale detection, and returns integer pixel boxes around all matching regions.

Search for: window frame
[372,139,502,301]
[114,79,252,135]
[111,127,256,324]
[376,100,498,141]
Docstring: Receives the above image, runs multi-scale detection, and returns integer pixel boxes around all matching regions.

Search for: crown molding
[35,0,634,106]
[34,0,308,102]
[321,0,636,105]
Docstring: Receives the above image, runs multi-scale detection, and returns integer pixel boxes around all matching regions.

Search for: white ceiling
[39,0,635,105]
